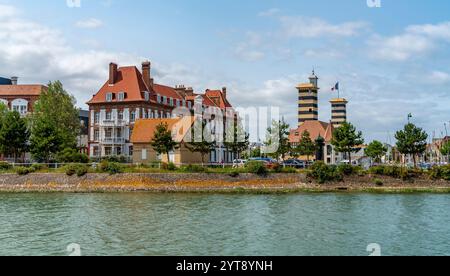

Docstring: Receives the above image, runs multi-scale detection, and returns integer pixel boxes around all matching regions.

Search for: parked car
[232,159,247,168]
[282,159,306,169]
[248,158,279,169]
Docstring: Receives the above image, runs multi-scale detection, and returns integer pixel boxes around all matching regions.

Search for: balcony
[101,137,126,144]
[100,119,127,127]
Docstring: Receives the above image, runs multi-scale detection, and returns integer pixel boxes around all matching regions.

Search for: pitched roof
[289,120,334,143]
[153,84,183,100]
[87,66,149,104]
[0,85,47,96]
[205,89,232,108]
[131,117,196,144]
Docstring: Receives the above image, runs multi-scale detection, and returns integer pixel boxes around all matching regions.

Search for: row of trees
[150,120,250,164]
[0,81,82,163]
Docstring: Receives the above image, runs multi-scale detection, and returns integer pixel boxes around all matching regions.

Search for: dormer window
[106,93,114,102]
[169,98,174,106]
[144,91,150,101]
[118,92,126,101]
[182,100,186,107]
[162,96,167,105]
[188,101,192,109]
[157,94,162,103]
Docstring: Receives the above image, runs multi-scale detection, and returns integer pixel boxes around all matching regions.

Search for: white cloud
[368,21,450,61]
[233,32,266,62]
[280,16,368,38]
[75,18,104,29]
[258,8,280,17]
[428,71,450,84]
[0,4,18,17]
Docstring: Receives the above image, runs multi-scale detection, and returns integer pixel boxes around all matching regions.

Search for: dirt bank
[0,173,449,193]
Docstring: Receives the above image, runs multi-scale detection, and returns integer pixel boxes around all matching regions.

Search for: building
[290,71,355,165]
[130,117,208,165]
[78,110,90,154]
[330,98,348,128]
[0,77,47,116]
[0,77,12,85]
[297,71,319,126]
[87,61,235,162]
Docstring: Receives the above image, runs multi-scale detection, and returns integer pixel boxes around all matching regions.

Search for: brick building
[0,77,47,116]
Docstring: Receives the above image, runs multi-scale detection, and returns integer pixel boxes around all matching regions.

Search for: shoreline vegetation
[0,162,449,194]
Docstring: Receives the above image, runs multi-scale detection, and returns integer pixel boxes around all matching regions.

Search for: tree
[441,141,450,162]
[224,122,250,161]
[365,140,388,164]
[186,120,216,165]
[331,122,365,165]
[295,130,316,161]
[30,81,80,160]
[150,122,179,164]
[395,123,428,168]
[0,111,30,162]
[264,119,290,161]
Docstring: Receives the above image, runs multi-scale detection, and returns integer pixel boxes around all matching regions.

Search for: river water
[0,193,449,256]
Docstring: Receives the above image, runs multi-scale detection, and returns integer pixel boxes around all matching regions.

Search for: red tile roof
[153,84,183,100]
[0,85,47,96]
[289,121,334,143]
[131,117,196,143]
[205,89,232,108]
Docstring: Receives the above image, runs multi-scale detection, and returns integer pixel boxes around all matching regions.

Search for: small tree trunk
[348,152,352,166]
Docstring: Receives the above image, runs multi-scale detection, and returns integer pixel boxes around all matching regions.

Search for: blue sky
[0,0,450,143]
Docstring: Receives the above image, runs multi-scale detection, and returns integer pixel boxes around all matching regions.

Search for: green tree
[365,140,388,163]
[150,122,179,164]
[224,122,250,161]
[295,130,316,161]
[30,81,80,159]
[441,141,450,159]
[264,119,291,161]
[331,122,365,165]
[186,120,216,165]
[0,111,30,162]
[395,123,428,168]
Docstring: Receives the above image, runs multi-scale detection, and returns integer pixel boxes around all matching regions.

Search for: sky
[0,0,450,143]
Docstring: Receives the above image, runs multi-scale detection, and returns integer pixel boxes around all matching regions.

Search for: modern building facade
[87,61,235,162]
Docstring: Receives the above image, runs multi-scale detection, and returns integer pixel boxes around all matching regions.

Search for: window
[94,130,100,141]
[93,146,100,157]
[105,147,112,156]
[116,147,122,156]
[130,111,136,122]
[144,91,150,101]
[105,128,112,138]
[169,98,174,106]
[142,149,147,160]
[118,111,124,121]
[94,112,100,124]
[106,93,114,102]
[188,102,192,109]
[162,96,167,105]
[11,99,28,115]
[182,100,186,107]
[106,111,112,120]
[129,146,133,156]
[157,94,162,103]
[118,92,125,101]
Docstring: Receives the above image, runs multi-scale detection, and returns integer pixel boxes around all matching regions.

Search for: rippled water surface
[0,193,449,256]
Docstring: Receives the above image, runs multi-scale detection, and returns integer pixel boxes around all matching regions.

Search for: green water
[0,193,449,256]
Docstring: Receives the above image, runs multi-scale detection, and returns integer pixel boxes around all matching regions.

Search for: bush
[15,167,32,175]
[369,165,403,178]
[100,161,123,175]
[337,164,355,176]
[31,164,47,172]
[182,164,208,173]
[429,165,450,181]
[161,162,177,171]
[271,163,283,173]
[101,156,128,164]
[57,148,89,163]
[307,162,343,184]
[65,164,88,177]
[282,167,298,174]
[374,178,384,186]
[0,161,12,171]
[246,161,268,176]
[228,171,240,178]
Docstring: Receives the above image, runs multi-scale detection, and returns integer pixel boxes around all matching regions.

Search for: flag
[331,82,339,91]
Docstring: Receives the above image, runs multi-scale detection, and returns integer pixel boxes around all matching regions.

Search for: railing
[100,119,127,126]
[101,137,126,144]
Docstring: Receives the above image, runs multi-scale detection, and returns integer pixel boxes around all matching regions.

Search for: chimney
[175,85,187,98]
[222,87,227,99]
[142,61,153,88]
[109,63,118,85]
[185,87,194,96]
[11,76,18,85]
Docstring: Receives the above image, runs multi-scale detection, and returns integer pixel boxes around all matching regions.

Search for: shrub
[75,165,88,177]
[307,162,343,184]
[100,161,123,175]
[101,156,128,163]
[429,165,450,181]
[64,164,88,177]
[271,163,283,173]
[374,178,384,186]
[337,164,355,176]
[0,161,12,171]
[64,165,77,176]
[57,148,89,163]
[15,167,32,175]
[182,164,208,173]
[161,162,177,171]
[228,171,240,178]
[31,164,47,172]
[369,165,403,178]
[282,167,298,174]
[246,161,268,176]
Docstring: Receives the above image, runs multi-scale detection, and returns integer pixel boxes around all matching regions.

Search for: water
[0,193,449,256]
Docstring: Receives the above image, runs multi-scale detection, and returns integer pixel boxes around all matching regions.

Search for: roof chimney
[175,85,187,98]
[142,61,153,88]
[11,77,18,85]
[109,63,118,85]
[222,87,227,99]
[185,87,194,96]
